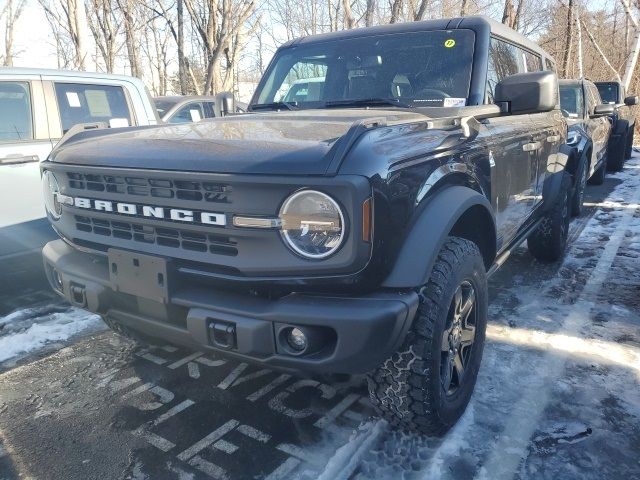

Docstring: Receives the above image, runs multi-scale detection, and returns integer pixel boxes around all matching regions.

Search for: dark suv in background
[559,79,612,212]
[595,80,637,170]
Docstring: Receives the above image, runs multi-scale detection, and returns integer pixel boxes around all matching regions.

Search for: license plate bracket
[108,249,170,303]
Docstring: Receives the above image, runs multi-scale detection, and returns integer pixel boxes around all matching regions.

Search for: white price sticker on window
[443,97,467,107]
[66,92,81,108]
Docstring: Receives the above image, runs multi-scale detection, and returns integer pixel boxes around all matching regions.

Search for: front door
[485,114,539,248]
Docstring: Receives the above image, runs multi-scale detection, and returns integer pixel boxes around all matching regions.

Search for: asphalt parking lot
[0,158,639,480]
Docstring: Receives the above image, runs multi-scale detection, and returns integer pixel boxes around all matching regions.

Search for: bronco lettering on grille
[73,197,226,226]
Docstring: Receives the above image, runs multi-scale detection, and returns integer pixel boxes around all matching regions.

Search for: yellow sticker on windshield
[444,39,456,48]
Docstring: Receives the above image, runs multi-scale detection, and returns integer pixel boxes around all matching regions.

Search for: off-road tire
[102,315,149,344]
[608,130,627,172]
[625,127,634,160]
[528,172,571,262]
[367,237,488,436]
[571,154,588,216]
[589,155,607,185]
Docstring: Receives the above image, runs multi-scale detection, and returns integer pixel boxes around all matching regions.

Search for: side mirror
[494,71,558,115]
[215,92,236,117]
[624,95,638,106]
[592,104,615,117]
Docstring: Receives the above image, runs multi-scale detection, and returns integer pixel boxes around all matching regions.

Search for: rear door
[585,83,610,162]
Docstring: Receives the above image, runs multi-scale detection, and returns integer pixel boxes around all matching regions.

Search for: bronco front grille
[74,215,238,256]
[66,172,232,204]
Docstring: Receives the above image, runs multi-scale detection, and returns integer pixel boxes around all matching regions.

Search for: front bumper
[43,239,419,374]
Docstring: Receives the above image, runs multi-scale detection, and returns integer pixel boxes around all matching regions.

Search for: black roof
[281,15,553,62]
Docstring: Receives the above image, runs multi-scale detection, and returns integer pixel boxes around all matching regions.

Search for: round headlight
[42,170,62,220]
[279,190,345,259]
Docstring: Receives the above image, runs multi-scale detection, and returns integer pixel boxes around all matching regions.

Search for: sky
[10,2,61,69]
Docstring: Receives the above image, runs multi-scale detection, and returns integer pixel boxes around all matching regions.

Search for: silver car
[155,95,247,123]
[0,68,159,278]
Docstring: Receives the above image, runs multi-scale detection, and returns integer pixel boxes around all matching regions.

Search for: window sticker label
[85,90,112,116]
[444,97,466,107]
[66,91,81,108]
[444,39,456,48]
[189,109,202,122]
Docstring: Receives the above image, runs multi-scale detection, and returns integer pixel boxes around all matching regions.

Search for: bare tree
[183,0,255,94]
[86,0,121,72]
[115,0,143,77]
[2,0,27,66]
[38,0,87,69]
[561,0,574,77]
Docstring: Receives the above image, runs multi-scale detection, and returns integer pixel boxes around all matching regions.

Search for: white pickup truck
[0,68,159,283]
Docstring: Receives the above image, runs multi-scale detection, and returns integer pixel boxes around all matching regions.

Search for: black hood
[49,110,424,175]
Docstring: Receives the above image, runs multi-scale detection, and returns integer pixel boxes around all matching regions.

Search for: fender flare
[382,186,495,289]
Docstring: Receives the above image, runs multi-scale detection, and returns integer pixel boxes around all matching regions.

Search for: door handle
[522,141,542,152]
[546,135,560,143]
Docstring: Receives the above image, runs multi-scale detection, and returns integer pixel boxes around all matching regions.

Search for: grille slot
[74,215,238,256]
[67,173,232,204]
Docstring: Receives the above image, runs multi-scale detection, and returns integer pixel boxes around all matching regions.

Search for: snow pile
[0,305,103,364]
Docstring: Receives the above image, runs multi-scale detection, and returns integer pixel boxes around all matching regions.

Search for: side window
[486,38,525,103]
[544,58,556,72]
[169,102,205,123]
[522,51,543,72]
[587,85,602,112]
[204,102,216,118]
[54,83,132,134]
[559,85,584,118]
[0,81,33,142]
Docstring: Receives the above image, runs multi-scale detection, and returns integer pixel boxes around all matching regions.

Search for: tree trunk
[460,0,469,16]
[561,0,574,77]
[390,0,402,24]
[343,0,355,29]
[177,0,187,94]
[365,0,375,26]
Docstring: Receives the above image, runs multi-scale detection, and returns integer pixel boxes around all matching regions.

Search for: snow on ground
[0,303,104,365]
[310,154,640,479]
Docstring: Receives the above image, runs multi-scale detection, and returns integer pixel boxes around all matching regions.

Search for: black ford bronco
[41,16,569,434]
[595,80,638,171]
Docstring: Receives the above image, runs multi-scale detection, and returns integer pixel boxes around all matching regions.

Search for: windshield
[596,83,619,104]
[253,29,475,110]
[559,84,584,118]
[154,99,178,117]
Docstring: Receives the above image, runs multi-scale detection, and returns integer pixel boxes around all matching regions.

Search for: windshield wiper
[324,98,414,109]
[250,101,298,111]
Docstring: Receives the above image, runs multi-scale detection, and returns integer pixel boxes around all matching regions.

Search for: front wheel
[528,172,571,262]
[367,237,488,435]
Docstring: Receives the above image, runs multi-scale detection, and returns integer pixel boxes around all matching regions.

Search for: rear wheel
[625,127,634,159]
[528,172,571,262]
[608,131,627,171]
[589,155,607,186]
[571,155,588,216]
[367,237,487,435]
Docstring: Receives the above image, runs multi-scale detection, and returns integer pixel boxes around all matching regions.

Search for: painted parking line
[477,168,640,479]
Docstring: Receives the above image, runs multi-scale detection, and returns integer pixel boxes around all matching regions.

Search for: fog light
[287,328,307,351]
[52,269,63,291]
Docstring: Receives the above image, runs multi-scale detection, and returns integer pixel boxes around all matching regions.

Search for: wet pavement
[0,158,639,480]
